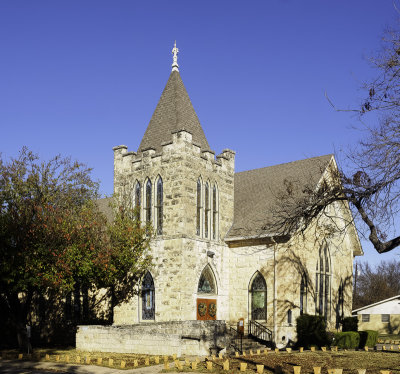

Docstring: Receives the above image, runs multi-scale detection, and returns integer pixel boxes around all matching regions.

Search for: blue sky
[1,0,399,265]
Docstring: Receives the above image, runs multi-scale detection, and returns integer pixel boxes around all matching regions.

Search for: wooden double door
[196,298,217,320]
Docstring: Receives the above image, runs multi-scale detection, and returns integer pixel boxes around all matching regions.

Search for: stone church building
[76,44,363,355]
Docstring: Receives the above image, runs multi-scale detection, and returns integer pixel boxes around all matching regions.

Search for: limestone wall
[76,321,228,356]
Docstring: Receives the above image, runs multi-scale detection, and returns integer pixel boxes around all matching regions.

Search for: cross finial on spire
[171,41,179,72]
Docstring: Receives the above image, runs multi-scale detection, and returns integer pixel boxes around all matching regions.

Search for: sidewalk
[0,359,198,374]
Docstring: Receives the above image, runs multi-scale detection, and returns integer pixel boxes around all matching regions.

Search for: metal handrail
[248,320,272,342]
[229,326,243,353]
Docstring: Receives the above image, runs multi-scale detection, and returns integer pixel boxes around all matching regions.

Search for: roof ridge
[235,154,333,175]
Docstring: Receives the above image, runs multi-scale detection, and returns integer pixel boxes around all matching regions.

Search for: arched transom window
[197,265,217,295]
[316,245,331,318]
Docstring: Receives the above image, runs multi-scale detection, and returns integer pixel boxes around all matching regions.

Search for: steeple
[138,43,211,154]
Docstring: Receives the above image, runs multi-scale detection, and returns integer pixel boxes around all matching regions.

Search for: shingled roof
[138,70,211,153]
[226,154,334,240]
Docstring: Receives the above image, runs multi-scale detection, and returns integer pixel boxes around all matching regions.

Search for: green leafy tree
[0,147,152,348]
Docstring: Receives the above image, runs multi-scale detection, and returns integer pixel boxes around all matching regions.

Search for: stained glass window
[212,185,217,240]
[198,265,216,294]
[315,245,331,319]
[251,272,267,320]
[135,181,141,220]
[156,177,163,235]
[205,183,209,238]
[145,179,152,223]
[300,274,307,315]
[196,179,202,236]
[142,272,155,320]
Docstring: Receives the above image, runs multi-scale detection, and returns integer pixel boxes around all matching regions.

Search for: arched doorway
[141,272,155,320]
[249,272,267,320]
[197,265,217,320]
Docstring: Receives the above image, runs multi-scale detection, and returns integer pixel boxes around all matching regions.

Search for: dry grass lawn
[1,349,399,373]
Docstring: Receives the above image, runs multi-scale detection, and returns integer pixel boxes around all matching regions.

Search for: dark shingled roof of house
[226,154,334,239]
[138,70,211,154]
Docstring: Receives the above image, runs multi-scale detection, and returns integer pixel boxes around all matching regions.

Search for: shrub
[334,331,360,349]
[359,330,378,348]
[296,314,332,348]
[342,316,358,332]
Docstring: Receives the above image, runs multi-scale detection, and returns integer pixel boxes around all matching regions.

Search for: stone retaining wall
[76,320,228,356]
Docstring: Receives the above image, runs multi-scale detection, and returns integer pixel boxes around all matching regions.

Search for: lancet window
[315,245,331,318]
[141,272,155,320]
[156,177,163,235]
[250,272,267,320]
[212,184,218,240]
[196,178,202,236]
[300,273,308,315]
[145,179,152,223]
[204,183,210,238]
[135,181,141,220]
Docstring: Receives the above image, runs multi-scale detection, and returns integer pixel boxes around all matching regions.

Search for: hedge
[296,314,332,348]
[334,331,360,349]
[342,316,358,332]
[359,330,378,348]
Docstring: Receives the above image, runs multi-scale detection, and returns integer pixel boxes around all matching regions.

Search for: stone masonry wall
[76,321,228,356]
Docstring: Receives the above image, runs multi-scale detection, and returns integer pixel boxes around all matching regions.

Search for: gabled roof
[138,71,210,153]
[352,295,400,313]
[226,154,334,240]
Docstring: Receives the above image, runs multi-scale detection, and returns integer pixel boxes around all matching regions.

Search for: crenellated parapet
[112,128,235,241]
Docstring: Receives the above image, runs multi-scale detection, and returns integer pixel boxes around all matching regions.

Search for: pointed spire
[171,41,179,72]
[138,66,210,154]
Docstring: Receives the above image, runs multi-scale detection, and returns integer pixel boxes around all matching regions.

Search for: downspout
[271,237,277,346]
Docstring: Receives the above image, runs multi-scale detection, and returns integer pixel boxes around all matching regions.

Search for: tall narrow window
[135,181,141,220]
[337,280,344,327]
[212,185,218,240]
[250,272,267,320]
[196,179,202,236]
[300,273,307,315]
[141,272,155,320]
[145,179,152,223]
[315,245,331,319]
[156,177,163,235]
[205,183,210,238]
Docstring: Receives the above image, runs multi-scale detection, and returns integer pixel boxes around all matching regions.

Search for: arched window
[250,272,267,320]
[135,181,141,220]
[145,179,152,223]
[197,265,217,295]
[337,280,344,327]
[212,184,218,240]
[315,245,331,318]
[156,177,163,235]
[196,178,202,236]
[141,272,155,320]
[204,183,210,238]
[300,273,308,315]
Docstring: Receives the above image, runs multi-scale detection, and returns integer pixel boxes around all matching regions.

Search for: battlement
[113,129,235,176]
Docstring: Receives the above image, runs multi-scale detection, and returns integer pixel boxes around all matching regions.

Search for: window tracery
[197,265,217,294]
